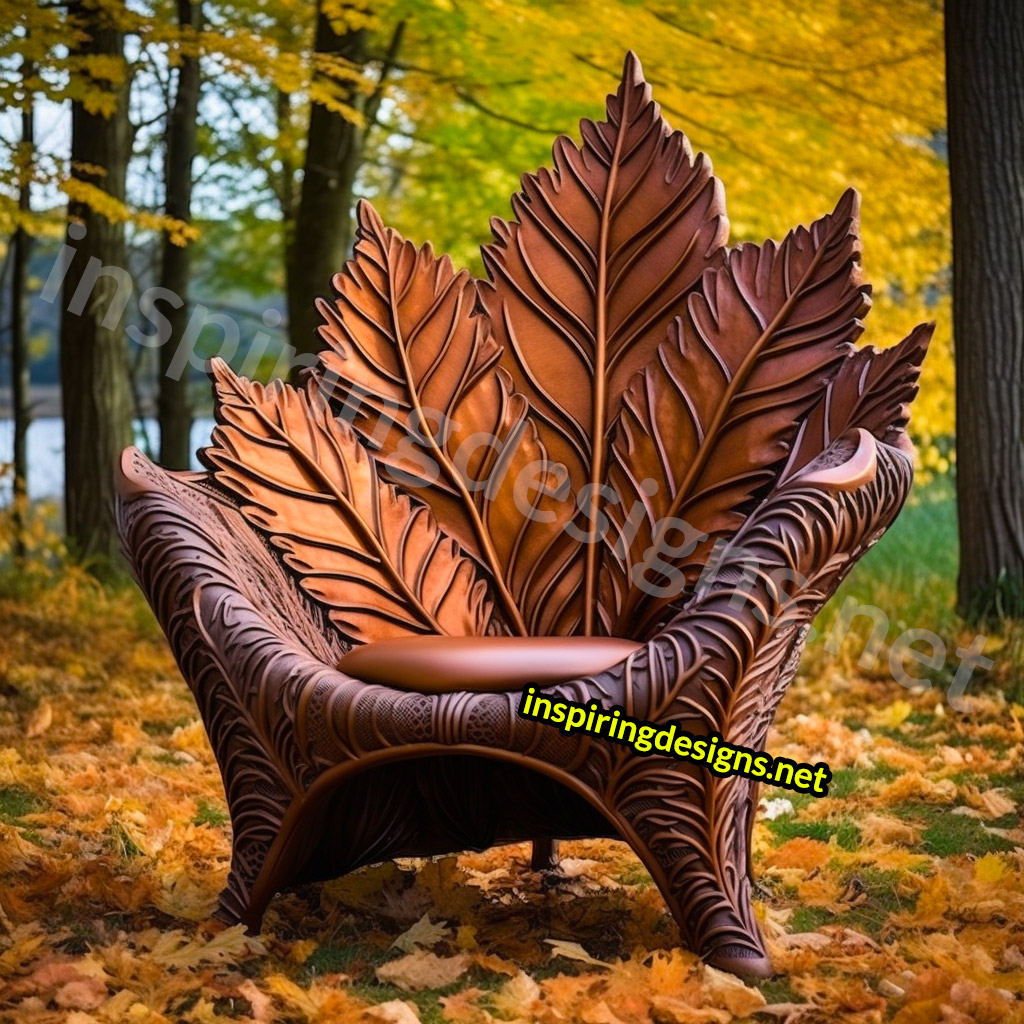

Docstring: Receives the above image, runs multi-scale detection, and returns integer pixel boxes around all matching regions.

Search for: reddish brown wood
[115,53,930,979]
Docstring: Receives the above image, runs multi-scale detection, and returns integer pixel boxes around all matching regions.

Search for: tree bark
[158,0,202,470]
[946,0,1024,621]
[286,3,368,361]
[60,0,135,563]
[11,51,34,558]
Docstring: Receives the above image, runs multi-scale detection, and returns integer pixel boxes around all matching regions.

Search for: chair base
[212,750,774,981]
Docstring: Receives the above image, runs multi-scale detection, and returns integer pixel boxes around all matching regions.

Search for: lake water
[0,417,217,501]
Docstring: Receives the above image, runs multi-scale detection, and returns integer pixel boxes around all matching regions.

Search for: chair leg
[610,768,772,979]
[530,838,559,870]
[212,788,293,931]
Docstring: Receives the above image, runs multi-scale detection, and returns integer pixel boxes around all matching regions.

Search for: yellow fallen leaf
[147,925,264,967]
[391,913,449,953]
[367,999,422,1024]
[702,964,767,1016]
[544,938,611,968]
[963,785,1016,819]
[861,813,922,846]
[264,973,323,1017]
[490,971,541,1019]
[648,995,730,1024]
[870,699,913,729]
[288,938,319,964]
[975,853,1008,884]
[376,951,470,992]
[764,837,831,870]
[878,771,958,805]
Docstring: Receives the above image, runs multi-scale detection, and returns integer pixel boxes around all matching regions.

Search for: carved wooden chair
[115,54,930,978]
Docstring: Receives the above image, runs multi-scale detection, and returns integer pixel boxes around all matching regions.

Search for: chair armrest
[635,432,914,745]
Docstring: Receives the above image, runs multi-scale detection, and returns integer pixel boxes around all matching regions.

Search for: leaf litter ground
[1,574,1023,1023]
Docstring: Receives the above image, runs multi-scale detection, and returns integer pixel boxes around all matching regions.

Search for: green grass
[757,976,801,1003]
[141,716,193,736]
[304,941,391,978]
[0,785,44,822]
[828,768,861,799]
[193,799,230,827]
[788,906,832,933]
[838,867,920,937]
[891,803,1017,856]
[766,817,862,851]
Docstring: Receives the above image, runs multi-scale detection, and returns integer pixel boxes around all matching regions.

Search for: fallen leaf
[25,701,52,739]
[544,939,611,968]
[391,914,450,953]
[870,699,913,729]
[490,971,541,1018]
[703,965,767,1015]
[962,785,1016,819]
[376,951,470,992]
[974,853,1007,884]
[367,999,422,1024]
[861,813,921,846]
[237,979,275,1024]
[763,837,831,871]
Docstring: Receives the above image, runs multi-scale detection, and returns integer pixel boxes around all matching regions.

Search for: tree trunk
[10,51,34,558]
[946,0,1024,621]
[158,0,202,470]
[60,0,135,563]
[286,3,368,360]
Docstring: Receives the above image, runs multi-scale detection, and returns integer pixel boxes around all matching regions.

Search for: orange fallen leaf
[764,837,831,871]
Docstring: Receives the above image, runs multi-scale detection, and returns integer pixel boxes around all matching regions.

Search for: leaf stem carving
[318,202,529,636]
[583,93,627,635]
[381,248,530,636]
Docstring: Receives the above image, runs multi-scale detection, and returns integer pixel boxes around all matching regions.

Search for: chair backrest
[197,53,931,648]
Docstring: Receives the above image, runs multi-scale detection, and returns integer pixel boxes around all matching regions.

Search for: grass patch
[617,863,654,887]
[141,716,193,736]
[891,803,1016,856]
[193,799,229,828]
[788,906,833,932]
[757,976,801,1004]
[828,768,861,799]
[839,867,920,938]
[767,818,862,850]
[0,785,44,822]
[305,942,391,979]
[865,763,902,783]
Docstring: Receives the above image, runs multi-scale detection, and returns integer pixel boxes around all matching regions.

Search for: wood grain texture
[480,51,728,633]
[316,201,571,634]
[604,190,869,636]
[200,359,495,642]
[781,322,933,482]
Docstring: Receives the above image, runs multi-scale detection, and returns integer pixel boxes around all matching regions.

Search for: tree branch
[363,19,406,131]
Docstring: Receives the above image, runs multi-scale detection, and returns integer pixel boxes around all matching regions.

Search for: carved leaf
[780,321,934,481]
[480,51,729,633]
[199,358,495,643]
[603,189,869,637]
[314,201,573,635]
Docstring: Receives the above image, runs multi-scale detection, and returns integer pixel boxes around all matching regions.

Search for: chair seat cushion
[337,635,642,693]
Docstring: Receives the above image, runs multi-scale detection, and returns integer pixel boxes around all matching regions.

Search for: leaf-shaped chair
[115,54,931,979]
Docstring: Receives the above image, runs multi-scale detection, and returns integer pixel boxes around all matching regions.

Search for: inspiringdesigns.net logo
[517,688,832,796]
